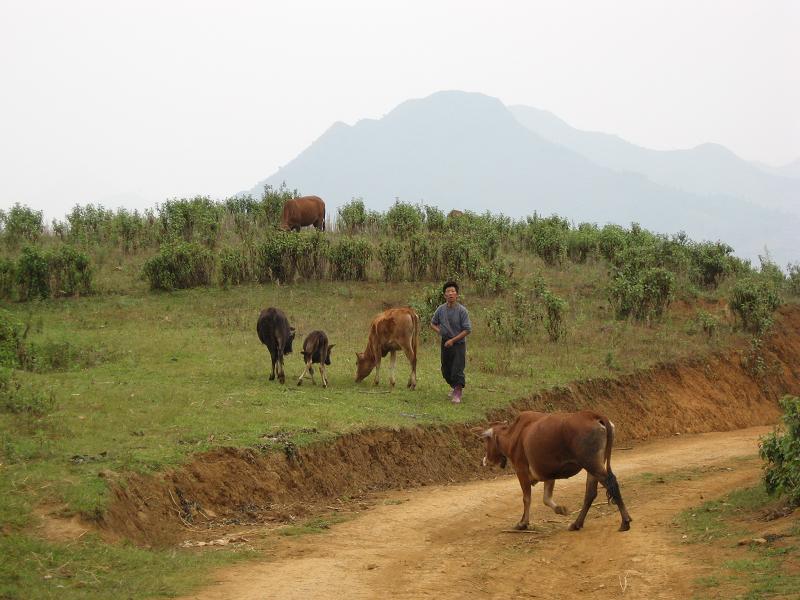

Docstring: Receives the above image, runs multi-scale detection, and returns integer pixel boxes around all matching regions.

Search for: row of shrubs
[0,245,92,301]
[142,230,507,291]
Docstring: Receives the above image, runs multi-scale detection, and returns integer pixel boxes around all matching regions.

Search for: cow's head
[354,351,374,382]
[285,327,296,353]
[480,426,507,469]
[325,344,335,365]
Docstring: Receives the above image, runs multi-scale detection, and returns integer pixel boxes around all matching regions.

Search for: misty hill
[752,158,800,180]
[509,105,800,217]
[247,91,799,266]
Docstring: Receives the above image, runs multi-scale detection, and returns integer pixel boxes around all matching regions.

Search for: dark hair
[443,280,459,294]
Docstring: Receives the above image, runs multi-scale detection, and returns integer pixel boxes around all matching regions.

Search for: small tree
[760,396,800,506]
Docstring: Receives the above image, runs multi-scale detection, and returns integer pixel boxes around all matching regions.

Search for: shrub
[47,245,92,297]
[760,395,800,506]
[521,215,569,266]
[377,238,404,282]
[0,368,56,418]
[424,205,445,232]
[406,234,434,280]
[696,311,719,339]
[260,183,297,229]
[609,266,674,322]
[486,291,539,340]
[0,258,16,300]
[295,230,329,280]
[598,224,628,263]
[158,197,224,246]
[328,237,372,281]
[788,263,800,297]
[142,242,214,290]
[253,232,300,283]
[15,246,50,301]
[337,199,367,233]
[0,204,43,246]
[567,224,599,263]
[729,276,781,334]
[410,285,445,331]
[218,247,250,288]
[542,289,567,342]
[438,238,481,280]
[386,201,424,240]
[0,310,24,368]
[474,259,514,296]
[689,241,734,288]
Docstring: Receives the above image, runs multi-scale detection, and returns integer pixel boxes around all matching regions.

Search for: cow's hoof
[269,375,275,381]
[514,523,529,531]
[297,380,303,386]
[568,522,582,531]
[555,505,568,516]
[619,521,631,532]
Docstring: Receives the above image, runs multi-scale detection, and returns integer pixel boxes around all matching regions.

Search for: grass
[677,486,800,599]
[0,258,746,599]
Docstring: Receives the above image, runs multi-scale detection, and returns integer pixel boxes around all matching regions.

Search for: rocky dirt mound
[99,306,800,546]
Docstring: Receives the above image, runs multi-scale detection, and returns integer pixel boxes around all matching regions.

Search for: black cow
[297,330,334,388]
[256,307,295,384]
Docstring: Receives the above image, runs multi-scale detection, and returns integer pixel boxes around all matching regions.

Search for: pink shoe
[447,387,454,399]
[452,385,463,403]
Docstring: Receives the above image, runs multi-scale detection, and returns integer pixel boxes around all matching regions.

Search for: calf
[355,307,419,389]
[481,410,632,532]
[297,330,335,388]
[256,307,295,384]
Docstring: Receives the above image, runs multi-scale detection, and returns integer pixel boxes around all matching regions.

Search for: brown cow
[481,410,632,532]
[297,330,335,388]
[355,307,419,389]
[281,196,326,231]
[447,209,464,219]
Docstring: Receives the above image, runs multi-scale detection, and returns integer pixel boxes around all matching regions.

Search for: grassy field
[0,251,747,599]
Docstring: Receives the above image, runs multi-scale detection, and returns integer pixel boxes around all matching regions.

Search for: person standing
[430,280,472,403]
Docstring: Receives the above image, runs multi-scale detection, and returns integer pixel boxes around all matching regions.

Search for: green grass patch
[278,516,348,537]
[679,486,768,544]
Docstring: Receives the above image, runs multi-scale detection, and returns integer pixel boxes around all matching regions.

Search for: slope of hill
[752,158,800,180]
[509,104,800,218]
[247,91,799,266]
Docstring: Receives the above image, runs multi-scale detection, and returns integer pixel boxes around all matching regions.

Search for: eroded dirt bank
[100,306,800,546]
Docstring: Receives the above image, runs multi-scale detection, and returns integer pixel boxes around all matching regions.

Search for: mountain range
[246,91,799,266]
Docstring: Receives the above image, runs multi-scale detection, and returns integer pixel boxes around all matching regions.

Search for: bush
[410,285,445,331]
[15,246,50,301]
[729,276,781,334]
[609,266,675,322]
[760,395,800,506]
[260,183,297,229]
[377,238,404,282]
[542,289,567,342]
[47,245,92,297]
[0,258,16,300]
[424,205,445,232]
[253,232,300,283]
[328,237,372,281]
[142,242,214,290]
[788,263,800,297]
[474,259,514,296]
[0,310,24,368]
[486,291,539,340]
[521,215,569,266]
[337,199,367,233]
[689,241,734,288]
[406,234,434,280]
[438,238,481,280]
[158,197,224,247]
[294,230,329,280]
[696,311,719,339]
[386,201,424,240]
[0,368,56,418]
[567,224,599,263]
[218,247,250,288]
[598,224,628,263]
[0,204,43,247]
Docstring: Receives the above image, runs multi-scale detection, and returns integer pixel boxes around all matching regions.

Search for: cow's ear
[290,327,296,332]
[328,344,335,351]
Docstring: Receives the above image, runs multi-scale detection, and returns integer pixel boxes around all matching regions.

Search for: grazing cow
[281,196,326,231]
[447,209,464,219]
[481,410,632,532]
[256,307,295,384]
[355,307,419,389]
[297,330,335,388]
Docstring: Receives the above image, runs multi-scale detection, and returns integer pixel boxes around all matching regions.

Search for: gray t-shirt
[431,302,472,344]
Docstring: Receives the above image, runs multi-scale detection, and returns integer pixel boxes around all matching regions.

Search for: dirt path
[181,427,771,600]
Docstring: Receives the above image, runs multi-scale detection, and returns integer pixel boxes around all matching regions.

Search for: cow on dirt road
[481,410,632,532]
[256,307,295,384]
[297,330,334,388]
[281,196,326,231]
[355,307,419,389]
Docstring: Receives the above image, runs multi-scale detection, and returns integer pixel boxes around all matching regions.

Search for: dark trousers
[440,341,466,388]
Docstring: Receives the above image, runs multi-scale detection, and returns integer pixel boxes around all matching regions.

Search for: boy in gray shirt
[430,280,472,403]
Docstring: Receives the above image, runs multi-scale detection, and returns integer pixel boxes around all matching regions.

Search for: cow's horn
[480,428,494,438]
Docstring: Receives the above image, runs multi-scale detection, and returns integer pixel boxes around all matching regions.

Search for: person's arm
[430,307,441,335]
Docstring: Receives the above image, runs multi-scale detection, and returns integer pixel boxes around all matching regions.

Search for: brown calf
[355,307,419,389]
[297,330,335,388]
[281,196,325,231]
[481,410,632,532]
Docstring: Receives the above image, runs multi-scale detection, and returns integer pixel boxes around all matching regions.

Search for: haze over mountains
[247,91,800,266]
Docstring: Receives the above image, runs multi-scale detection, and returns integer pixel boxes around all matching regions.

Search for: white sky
[1,0,798,221]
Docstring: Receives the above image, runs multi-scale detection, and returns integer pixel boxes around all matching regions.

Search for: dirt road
[181,427,771,600]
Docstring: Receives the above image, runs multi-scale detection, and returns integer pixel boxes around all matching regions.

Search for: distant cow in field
[297,330,335,388]
[256,307,295,384]
[281,196,326,231]
[355,307,419,389]
[481,410,632,532]
[447,209,464,219]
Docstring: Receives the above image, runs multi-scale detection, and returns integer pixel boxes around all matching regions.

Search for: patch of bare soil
[90,305,800,548]
[177,426,790,599]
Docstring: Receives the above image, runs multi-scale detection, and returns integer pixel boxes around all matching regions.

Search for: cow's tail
[600,416,622,507]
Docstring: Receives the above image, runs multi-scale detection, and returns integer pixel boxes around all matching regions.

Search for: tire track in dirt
[180,426,771,600]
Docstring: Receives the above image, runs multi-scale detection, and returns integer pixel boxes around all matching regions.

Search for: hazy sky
[1,0,798,220]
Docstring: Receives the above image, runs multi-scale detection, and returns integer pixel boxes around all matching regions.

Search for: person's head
[443,280,459,304]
